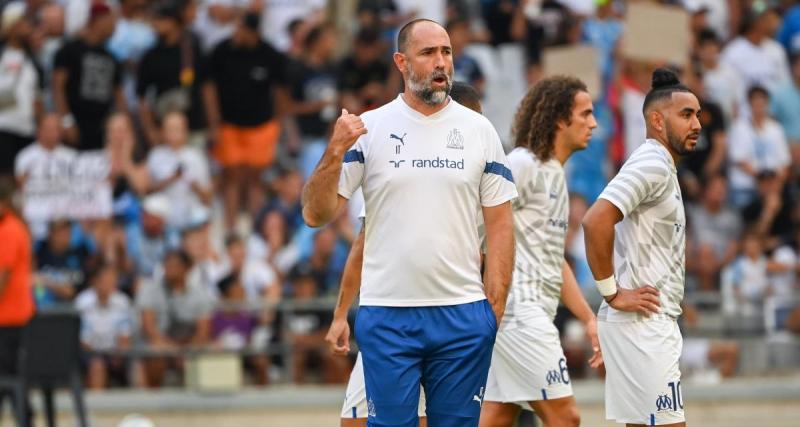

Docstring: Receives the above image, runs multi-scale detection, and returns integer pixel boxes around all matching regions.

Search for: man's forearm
[560,261,595,324]
[334,231,364,319]
[483,206,515,316]
[302,145,347,227]
[0,270,8,296]
[582,214,616,281]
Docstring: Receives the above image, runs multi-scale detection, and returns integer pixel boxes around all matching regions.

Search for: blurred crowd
[1,0,800,389]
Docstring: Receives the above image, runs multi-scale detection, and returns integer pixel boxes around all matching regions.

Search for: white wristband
[595,275,618,297]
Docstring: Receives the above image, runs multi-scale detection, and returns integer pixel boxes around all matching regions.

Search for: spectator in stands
[447,19,485,96]
[180,208,220,297]
[137,249,213,387]
[681,303,740,381]
[721,6,790,96]
[697,28,744,124]
[130,194,177,279]
[257,167,304,237]
[285,262,348,384]
[205,11,289,231]
[193,0,250,53]
[297,226,348,294]
[75,263,133,389]
[107,0,156,67]
[106,112,148,225]
[581,0,623,85]
[31,1,65,93]
[217,234,280,306]
[286,23,338,178]
[728,86,790,208]
[681,73,728,201]
[778,0,800,54]
[248,209,297,274]
[259,0,326,53]
[768,242,797,301]
[770,53,800,164]
[0,2,42,182]
[741,171,795,250]
[284,18,307,60]
[52,2,125,151]
[0,177,34,425]
[146,110,212,230]
[337,26,390,114]
[33,219,93,307]
[211,273,270,385]
[731,232,770,316]
[687,175,742,292]
[137,0,207,147]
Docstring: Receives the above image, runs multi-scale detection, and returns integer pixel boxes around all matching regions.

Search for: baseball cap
[142,194,171,219]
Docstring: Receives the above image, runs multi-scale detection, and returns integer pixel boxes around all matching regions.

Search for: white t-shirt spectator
[0,47,40,137]
[14,142,78,238]
[727,117,790,192]
[703,63,744,123]
[770,245,797,299]
[75,288,133,351]
[261,0,326,52]
[621,85,646,160]
[213,258,278,301]
[721,37,791,95]
[733,256,769,315]
[146,145,210,229]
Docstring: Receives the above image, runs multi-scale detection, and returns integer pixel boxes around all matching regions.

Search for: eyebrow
[417,45,452,54]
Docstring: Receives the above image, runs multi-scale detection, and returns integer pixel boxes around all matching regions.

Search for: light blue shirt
[770,80,800,141]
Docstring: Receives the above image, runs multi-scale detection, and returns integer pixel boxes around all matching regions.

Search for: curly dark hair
[512,76,587,162]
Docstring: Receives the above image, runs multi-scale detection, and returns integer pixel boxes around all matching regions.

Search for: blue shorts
[354,299,498,427]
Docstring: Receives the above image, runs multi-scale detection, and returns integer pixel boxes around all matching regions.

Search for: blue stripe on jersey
[352,406,357,418]
[650,414,655,425]
[344,150,365,163]
[484,161,514,183]
[541,389,548,400]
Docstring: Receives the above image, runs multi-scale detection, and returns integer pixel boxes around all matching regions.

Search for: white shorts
[340,353,427,419]
[484,319,573,410]
[598,319,685,425]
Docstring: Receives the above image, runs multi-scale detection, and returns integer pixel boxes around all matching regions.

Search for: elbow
[302,206,325,228]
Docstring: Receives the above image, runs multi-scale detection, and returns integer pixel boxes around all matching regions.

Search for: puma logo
[390,133,407,145]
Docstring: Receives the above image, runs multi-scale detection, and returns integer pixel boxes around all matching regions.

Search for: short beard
[406,62,452,106]
[665,123,693,155]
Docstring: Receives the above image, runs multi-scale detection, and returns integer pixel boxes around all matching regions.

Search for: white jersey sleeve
[599,148,670,218]
[480,125,517,207]
[338,134,367,200]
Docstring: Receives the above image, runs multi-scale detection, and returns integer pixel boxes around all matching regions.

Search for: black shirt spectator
[52,4,123,151]
[337,27,390,113]
[137,4,208,142]
[683,101,726,180]
[207,37,287,127]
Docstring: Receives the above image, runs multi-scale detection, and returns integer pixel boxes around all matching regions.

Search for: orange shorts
[215,120,281,168]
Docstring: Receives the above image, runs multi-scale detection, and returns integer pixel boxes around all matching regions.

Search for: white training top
[339,95,517,307]
[598,139,686,322]
[504,147,568,323]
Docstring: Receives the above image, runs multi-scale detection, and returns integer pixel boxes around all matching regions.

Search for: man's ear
[393,52,406,74]
[650,110,665,132]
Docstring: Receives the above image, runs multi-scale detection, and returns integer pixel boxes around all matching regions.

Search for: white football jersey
[339,95,517,306]
[504,148,568,323]
[598,139,686,322]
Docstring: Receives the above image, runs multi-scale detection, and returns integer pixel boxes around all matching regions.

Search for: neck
[552,139,572,165]
[400,91,449,116]
[164,29,182,45]
[753,115,766,127]
[647,133,681,164]
[6,37,23,48]
[745,32,763,45]
[306,50,326,66]
[83,30,103,45]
